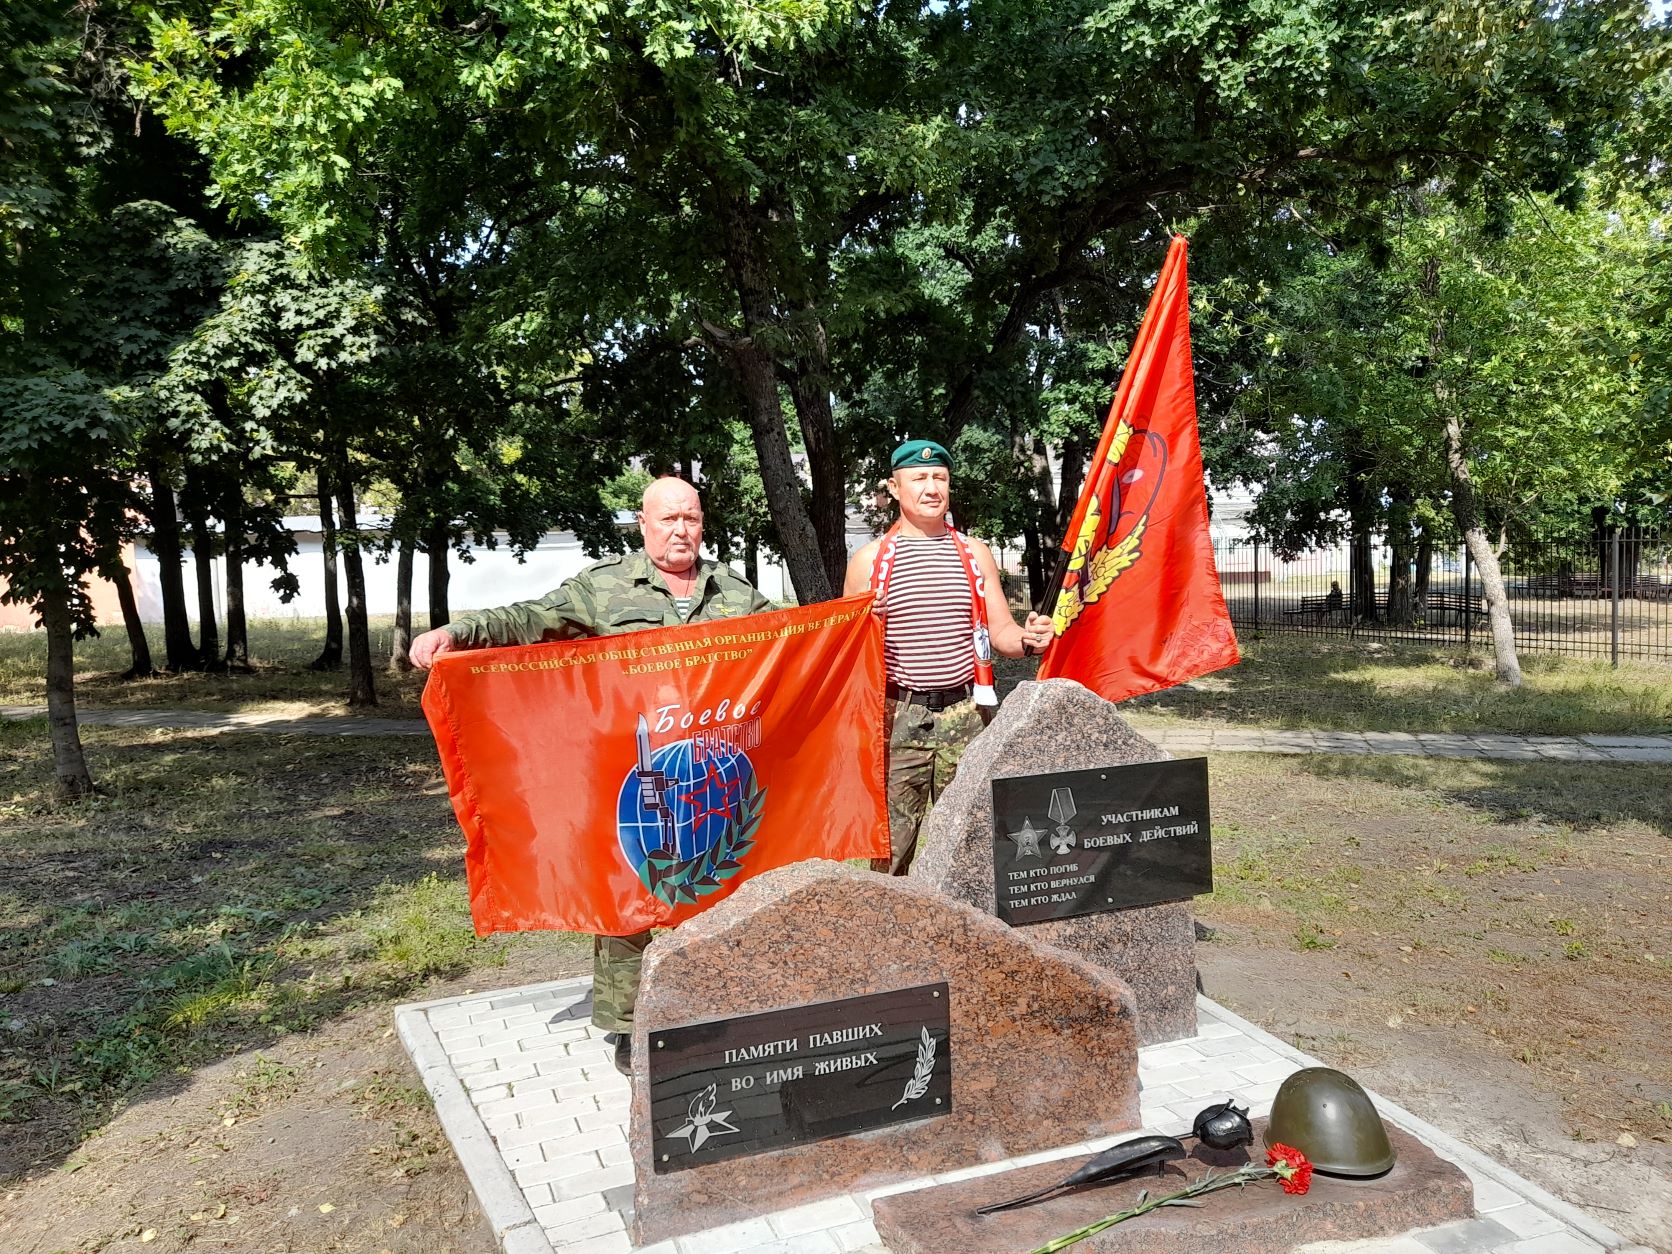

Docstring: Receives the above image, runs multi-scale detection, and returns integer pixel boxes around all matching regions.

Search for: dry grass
[1119,636,1672,735]
[0,719,581,1177]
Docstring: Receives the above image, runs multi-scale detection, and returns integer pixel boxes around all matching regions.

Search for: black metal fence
[1215,527,1672,662]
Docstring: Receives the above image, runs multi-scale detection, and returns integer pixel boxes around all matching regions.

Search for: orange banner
[422,596,888,936]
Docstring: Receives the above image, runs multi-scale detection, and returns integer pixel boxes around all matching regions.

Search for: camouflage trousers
[592,931,651,1033]
[873,696,989,877]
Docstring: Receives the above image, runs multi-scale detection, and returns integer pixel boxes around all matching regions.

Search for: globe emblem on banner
[616,740,764,904]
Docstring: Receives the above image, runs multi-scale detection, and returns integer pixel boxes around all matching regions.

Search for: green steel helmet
[1265,1067,1396,1177]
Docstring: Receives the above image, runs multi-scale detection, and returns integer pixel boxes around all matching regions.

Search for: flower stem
[1028,1164,1274,1254]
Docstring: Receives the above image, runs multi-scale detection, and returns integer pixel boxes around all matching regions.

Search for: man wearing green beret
[845,440,1055,874]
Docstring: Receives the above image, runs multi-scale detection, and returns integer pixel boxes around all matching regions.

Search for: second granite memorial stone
[911,678,1202,1045]
[629,859,1142,1244]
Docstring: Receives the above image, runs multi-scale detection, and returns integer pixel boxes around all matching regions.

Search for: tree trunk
[223,493,250,671]
[425,518,451,629]
[728,343,831,603]
[1022,519,1044,609]
[710,186,832,604]
[1055,432,1086,537]
[189,514,226,673]
[1349,528,1377,625]
[40,584,94,797]
[1414,527,1434,604]
[786,332,851,595]
[111,559,155,679]
[390,537,414,672]
[744,534,759,590]
[332,459,378,707]
[1425,256,1521,685]
[1025,434,1058,607]
[1344,467,1379,625]
[310,472,343,670]
[1385,497,1414,626]
[147,461,198,671]
[1444,412,1521,684]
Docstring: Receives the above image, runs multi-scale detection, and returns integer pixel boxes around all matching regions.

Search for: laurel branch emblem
[891,1027,938,1110]
[643,777,767,906]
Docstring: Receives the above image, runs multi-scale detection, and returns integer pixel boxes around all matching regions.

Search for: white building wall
[125,525,794,625]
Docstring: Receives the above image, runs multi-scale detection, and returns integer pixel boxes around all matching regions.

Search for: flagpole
[1036,549,1072,620]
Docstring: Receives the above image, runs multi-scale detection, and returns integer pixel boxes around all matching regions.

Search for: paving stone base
[871,1117,1473,1254]
[396,982,1641,1254]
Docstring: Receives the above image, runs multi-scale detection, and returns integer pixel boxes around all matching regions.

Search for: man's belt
[885,682,973,711]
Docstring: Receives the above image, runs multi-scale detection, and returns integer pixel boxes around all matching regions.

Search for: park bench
[1518,572,1603,598]
[1419,594,1487,624]
[1283,595,1350,622]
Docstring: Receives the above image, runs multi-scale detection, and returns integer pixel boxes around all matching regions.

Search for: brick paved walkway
[8,705,1669,762]
[397,979,1648,1254]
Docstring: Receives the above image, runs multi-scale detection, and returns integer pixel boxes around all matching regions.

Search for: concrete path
[1138,725,1672,763]
[6,705,1671,762]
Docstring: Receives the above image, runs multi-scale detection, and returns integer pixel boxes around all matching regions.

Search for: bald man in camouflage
[410,477,772,1073]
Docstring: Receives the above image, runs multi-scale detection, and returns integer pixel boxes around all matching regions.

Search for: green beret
[890,439,953,471]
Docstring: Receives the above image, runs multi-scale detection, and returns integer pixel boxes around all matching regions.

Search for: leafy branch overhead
[2,0,1668,793]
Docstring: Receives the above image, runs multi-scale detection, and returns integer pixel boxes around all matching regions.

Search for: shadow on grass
[1290,752,1672,839]
[0,616,429,715]
[0,717,581,1180]
[1124,637,1672,736]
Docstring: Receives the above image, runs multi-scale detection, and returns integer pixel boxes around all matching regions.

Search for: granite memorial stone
[911,678,1201,1044]
[628,859,1142,1245]
[872,1116,1474,1254]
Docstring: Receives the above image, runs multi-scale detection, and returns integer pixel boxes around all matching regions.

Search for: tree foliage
[2,0,1669,781]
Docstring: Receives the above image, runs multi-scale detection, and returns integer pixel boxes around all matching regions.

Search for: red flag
[1036,235,1239,702]
[421,596,888,935]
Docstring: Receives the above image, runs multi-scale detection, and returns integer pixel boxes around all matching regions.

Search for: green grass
[11,609,1672,735]
[1199,750,1671,1139]
[0,718,582,1169]
[1121,636,1672,735]
[1203,750,1672,931]
[0,615,428,716]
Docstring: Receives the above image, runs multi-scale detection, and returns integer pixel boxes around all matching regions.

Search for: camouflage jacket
[443,551,772,648]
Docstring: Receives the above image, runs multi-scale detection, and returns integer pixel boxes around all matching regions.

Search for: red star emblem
[679,756,744,829]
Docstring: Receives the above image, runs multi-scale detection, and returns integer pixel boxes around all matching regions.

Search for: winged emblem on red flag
[1051,420,1171,636]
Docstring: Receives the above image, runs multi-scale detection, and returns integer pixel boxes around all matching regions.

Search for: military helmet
[1265,1067,1396,1177]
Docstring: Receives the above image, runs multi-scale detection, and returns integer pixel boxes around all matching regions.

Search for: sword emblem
[635,714,679,888]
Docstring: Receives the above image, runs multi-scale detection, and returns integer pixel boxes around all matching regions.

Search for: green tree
[140,0,1664,606]
[0,375,133,795]
[1218,190,1661,682]
[0,0,242,788]
[167,239,401,703]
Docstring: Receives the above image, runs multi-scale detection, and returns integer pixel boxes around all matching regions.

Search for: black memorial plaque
[647,982,951,1174]
[991,758,1211,926]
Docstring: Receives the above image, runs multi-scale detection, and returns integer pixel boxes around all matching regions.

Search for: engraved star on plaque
[667,1083,740,1153]
[1008,817,1044,859]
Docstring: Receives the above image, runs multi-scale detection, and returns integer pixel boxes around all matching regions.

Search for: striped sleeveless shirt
[878,534,974,689]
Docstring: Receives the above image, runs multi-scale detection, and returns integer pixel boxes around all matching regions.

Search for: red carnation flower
[1265,1143,1314,1195]
[1034,1135,1317,1251]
